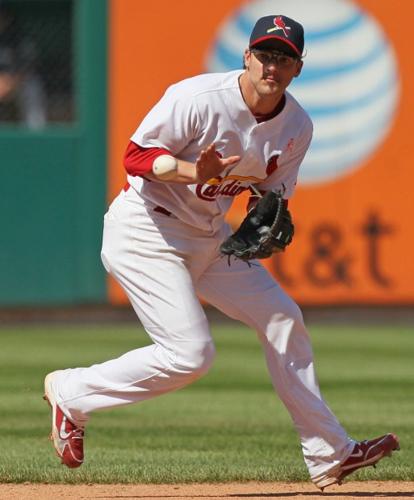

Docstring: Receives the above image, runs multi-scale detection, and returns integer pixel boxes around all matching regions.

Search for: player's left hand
[195,144,240,184]
[220,190,294,262]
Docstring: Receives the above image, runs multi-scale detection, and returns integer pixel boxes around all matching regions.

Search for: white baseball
[152,155,178,180]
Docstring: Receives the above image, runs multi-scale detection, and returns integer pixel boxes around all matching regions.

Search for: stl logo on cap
[267,16,291,37]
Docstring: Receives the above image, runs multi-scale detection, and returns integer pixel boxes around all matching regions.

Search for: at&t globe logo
[205,0,400,185]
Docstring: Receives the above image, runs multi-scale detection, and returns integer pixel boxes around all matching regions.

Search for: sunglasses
[250,49,300,68]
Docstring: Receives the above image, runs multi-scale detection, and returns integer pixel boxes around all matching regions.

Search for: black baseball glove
[220,191,294,262]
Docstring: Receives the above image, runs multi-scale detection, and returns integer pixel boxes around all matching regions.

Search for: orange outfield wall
[108,0,414,305]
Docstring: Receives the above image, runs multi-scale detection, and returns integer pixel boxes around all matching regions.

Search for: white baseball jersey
[130,70,313,232]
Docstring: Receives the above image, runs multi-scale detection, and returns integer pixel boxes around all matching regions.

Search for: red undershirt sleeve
[123,141,172,177]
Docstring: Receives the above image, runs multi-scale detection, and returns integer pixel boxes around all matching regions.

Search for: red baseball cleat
[43,371,85,468]
[314,433,400,490]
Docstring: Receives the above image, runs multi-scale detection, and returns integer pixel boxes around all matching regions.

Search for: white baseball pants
[52,188,354,480]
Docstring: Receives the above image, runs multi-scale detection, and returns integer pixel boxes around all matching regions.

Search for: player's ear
[244,49,251,69]
[294,60,303,77]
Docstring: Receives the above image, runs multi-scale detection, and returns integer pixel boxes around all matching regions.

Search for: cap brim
[250,36,301,57]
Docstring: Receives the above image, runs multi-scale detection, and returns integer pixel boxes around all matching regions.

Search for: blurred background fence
[0,0,106,306]
[0,0,74,128]
[0,0,413,310]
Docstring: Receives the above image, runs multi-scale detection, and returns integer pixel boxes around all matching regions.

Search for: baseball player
[43,15,399,490]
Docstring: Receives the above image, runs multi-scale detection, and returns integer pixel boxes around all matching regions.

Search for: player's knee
[284,298,304,324]
[261,296,306,344]
[272,294,304,325]
[173,340,216,378]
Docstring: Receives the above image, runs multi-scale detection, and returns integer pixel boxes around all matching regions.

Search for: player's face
[244,48,303,98]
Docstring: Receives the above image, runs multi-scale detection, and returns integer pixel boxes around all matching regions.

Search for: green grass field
[0,322,413,484]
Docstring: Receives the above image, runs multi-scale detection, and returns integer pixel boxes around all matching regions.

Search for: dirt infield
[1,482,414,500]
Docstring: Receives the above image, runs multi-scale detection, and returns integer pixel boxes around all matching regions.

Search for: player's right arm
[124,141,240,185]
